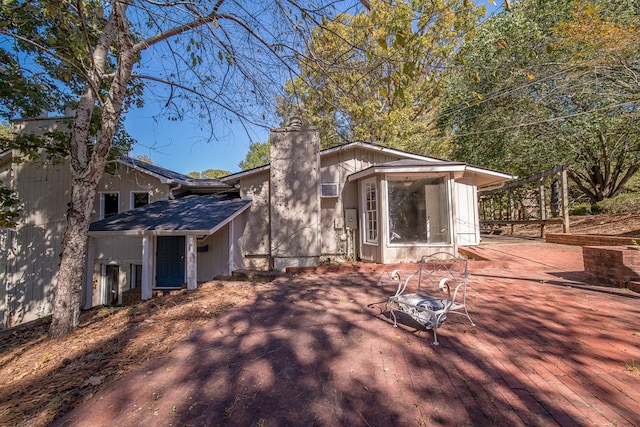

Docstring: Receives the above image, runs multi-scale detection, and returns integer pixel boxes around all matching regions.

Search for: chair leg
[389,306,399,328]
[431,313,446,345]
[463,306,476,327]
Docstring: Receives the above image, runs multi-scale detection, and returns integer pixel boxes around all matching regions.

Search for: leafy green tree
[187,169,231,179]
[136,155,154,165]
[276,0,483,154]
[0,123,20,228]
[239,141,270,170]
[0,0,342,336]
[438,0,640,203]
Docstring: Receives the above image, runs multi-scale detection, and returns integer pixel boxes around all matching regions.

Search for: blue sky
[125,1,503,175]
[125,106,268,175]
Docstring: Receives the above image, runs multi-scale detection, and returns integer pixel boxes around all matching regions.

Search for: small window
[131,192,150,209]
[321,183,339,198]
[101,192,119,219]
[131,264,142,289]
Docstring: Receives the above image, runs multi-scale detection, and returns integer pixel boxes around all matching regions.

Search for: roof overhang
[88,195,251,237]
[219,141,446,185]
[348,162,467,182]
[347,160,515,188]
[0,150,12,167]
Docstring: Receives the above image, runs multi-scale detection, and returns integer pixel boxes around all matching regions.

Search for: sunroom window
[387,177,450,244]
[363,179,378,244]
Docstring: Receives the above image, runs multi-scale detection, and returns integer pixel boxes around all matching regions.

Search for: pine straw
[0,280,269,427]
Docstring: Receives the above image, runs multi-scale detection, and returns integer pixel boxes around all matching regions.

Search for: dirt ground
[489,212,640,237]
[0,281,272,427]
[1,213,639,427]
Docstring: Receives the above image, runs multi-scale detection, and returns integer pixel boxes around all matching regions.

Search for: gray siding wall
[94,167,171,221]
[1,156,12,326]
[321,146,403,262]
[197,225,231,280]
[2,154,70,327]
[1,145,170,327]
[91,236,143,306]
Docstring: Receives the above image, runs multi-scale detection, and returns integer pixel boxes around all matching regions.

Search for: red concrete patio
[53,241,640,426]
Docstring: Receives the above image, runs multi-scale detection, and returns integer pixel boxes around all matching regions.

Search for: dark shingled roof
[121,157,230,189]
[89,193,251,235]
[125,157,195,182]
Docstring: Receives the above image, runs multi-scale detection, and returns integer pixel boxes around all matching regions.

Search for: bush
[569,203,594,216]
[596,192,640,215]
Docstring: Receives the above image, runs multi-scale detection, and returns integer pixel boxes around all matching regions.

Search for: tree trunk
[47,0,222,337]
[49,176,100,336]
[48,5,127,337]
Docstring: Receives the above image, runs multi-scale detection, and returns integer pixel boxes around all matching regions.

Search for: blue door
[156,236,185,288]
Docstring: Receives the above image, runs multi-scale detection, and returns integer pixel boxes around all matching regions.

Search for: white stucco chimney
[268,118,321,271]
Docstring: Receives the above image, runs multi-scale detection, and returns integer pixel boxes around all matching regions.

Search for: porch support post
[141,235,153,300]
[186,235,197,291]
[561,168,570,233]
[84,237,95,309]
[228,220,235,275]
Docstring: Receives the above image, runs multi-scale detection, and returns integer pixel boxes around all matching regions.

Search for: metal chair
[387,252,475,345]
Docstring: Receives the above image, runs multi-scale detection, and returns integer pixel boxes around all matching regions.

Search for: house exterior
[1,115,243,328]
[0,116,513,329]
[220,121,514,269]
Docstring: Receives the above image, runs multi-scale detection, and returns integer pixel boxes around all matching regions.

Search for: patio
[53,241,640,426]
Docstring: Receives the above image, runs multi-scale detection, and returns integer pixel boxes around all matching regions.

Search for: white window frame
[100,191,120,219]
[130,191,150,210]
[130,263,142,289]
[362,179,378,245]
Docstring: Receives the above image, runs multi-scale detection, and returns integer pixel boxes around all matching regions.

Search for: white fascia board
[463,166,517,188]
[348,164,466,182]
[465,165,516,181]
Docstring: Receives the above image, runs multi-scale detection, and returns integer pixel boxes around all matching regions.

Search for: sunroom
[348,159,513,264]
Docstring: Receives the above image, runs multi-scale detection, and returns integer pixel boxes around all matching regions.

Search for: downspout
[168,183,182,200]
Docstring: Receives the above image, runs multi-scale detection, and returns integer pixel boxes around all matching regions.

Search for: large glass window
[387,177,450,244]
[364,180,378,244]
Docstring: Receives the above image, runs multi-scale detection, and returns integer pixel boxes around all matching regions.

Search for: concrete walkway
[52,241,640,426]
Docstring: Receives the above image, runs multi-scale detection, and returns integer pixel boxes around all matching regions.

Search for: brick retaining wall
[547,233,638,246]
[583,246,640,289]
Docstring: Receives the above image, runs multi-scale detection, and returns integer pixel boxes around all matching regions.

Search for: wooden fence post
[561,168,570,233]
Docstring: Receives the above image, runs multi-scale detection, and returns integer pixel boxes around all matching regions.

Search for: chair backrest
[415,252,468,297]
